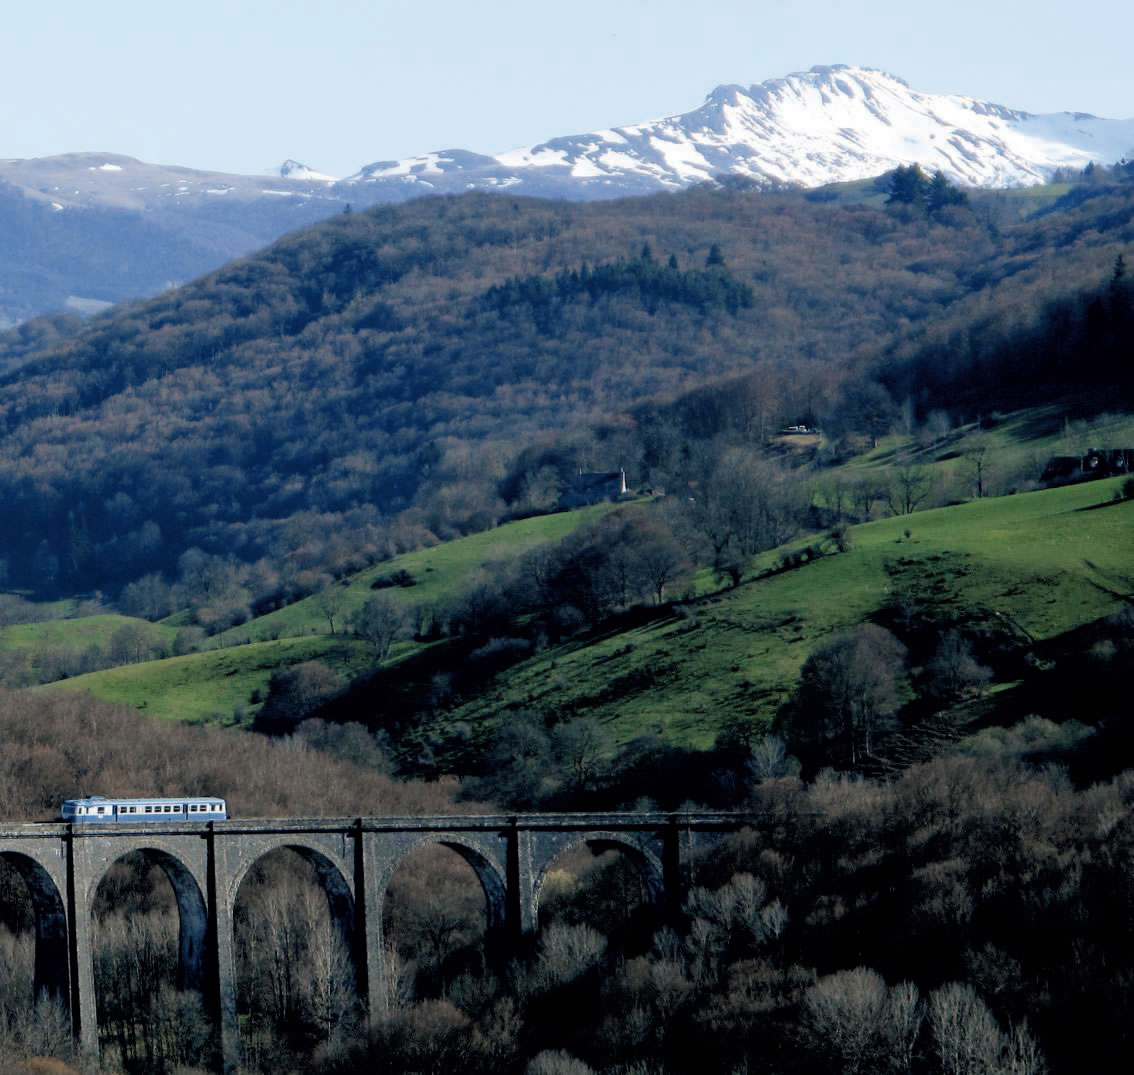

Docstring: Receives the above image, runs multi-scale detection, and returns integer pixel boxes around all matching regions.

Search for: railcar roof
[63,796,225,806]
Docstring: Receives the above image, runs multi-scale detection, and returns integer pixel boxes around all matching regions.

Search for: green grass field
[34,504,619,721]
[209,502,620,647]
[443,477,1133,749]
[0,614,178,652]
[39,636,377,725]
[19,411,1134,740]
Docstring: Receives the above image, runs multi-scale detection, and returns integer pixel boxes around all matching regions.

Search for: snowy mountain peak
[347,65,1134,200]
[279,159,337,182]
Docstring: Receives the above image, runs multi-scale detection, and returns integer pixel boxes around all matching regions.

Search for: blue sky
[4,0,1131,178]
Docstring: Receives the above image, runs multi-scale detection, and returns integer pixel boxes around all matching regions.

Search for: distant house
[1041,448,1132,485]
[558,468,629,509]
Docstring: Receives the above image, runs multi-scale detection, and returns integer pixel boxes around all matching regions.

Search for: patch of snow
[497,145,570,169]
[569,158,607,178]
[648,135,714,181]
[65,295,114,315]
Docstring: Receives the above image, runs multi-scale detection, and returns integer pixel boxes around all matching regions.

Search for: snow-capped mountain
[3,65,1133,325]
[346,65,1134,198]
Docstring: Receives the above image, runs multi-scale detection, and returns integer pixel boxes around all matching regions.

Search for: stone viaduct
[0,811,744,1072]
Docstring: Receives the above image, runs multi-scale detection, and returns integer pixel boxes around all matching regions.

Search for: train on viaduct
[0,811,744,1072]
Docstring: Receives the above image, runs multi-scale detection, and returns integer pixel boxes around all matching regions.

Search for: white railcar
[61,795,227,823]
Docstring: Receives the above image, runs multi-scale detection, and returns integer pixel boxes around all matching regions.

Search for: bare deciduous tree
[527,923,607,993]
[961,432,992,498]
[803,967,922,1074]
[352,593,407,659]
[887,460,934,516]
[926,630,992,702]
[803,966,888,1074]
[552,718,610,794]
[788,624,908,766]
[314,580,349,635]
[929,980,1045,1075]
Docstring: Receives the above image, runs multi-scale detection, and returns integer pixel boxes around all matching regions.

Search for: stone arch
[93,848,209,992]
[530,832,667,925]
[376,832,510,988]
[0,851,68,1002]
[230,841,356,951]
[227,839,362,1053]
[382,834,508,939]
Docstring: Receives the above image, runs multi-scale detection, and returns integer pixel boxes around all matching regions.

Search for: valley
[0,154,1131,1073]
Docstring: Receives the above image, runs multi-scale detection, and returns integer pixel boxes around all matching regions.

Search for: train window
[174,805,181,812]
[97,807,106,815]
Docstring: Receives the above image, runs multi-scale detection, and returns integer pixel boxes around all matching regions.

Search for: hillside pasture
[209,502,620,646]
[444,477,1133,749]
[38,635,376,725]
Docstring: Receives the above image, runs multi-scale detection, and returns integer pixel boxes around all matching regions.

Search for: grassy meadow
[33,504,619,722]
[38,636,376,726]
[0,614,177,653]
[11,412,1131,745]
[444,476,1133,749]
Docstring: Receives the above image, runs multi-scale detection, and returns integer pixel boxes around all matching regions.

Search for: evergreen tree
[886,164,928,207]
[926,169,968,212]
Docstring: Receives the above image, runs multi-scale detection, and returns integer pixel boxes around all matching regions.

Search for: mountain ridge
[346,64,1134,196]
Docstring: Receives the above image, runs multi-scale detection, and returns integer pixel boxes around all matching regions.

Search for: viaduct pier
[0,811,745,1071]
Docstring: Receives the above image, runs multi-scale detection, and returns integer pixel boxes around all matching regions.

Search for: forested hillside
[0,171,1131,604]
